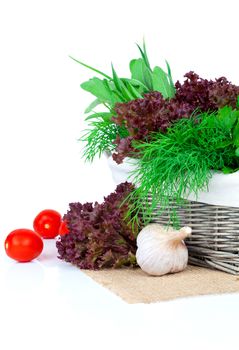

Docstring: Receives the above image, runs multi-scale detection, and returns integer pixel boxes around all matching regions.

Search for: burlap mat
[84,265,239,304]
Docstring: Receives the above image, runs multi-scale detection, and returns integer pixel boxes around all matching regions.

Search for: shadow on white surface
[3,260,45,296]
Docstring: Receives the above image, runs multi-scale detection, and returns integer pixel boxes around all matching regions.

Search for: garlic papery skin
[136,224,192,276]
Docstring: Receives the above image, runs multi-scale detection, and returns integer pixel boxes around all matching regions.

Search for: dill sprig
[127,111,239,226]
[81,119,129,162]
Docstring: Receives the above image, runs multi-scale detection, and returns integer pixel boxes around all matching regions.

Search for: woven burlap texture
[84,265,239,304]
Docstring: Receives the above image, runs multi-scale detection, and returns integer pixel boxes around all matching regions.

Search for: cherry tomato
[58,221,69,236]
[33,209,62,239]
[5,229,44,262]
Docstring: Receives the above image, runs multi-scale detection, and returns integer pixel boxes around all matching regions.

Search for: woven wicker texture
[146,197,239,275]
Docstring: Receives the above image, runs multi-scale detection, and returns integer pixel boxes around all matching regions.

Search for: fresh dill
[127,111,239,226]
[81,119,129,162]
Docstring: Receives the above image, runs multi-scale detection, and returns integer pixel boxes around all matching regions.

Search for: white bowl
[106,155,239,208]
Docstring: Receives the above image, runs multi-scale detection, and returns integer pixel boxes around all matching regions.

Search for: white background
[1,0,239,349]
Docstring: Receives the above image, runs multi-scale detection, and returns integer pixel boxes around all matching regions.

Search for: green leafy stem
[72,41,176,162]
[70,40,175,115]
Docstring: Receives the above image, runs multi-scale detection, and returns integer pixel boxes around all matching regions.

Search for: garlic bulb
[136,224,192,276]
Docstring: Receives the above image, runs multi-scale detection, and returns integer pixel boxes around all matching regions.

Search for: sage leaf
[103,79,125,103]
[152,66,174,98]
[123,78,148,92]
[165,60,175,96]
[123,80,143,99]
[84,99,101,114]
[130,59,145,84]
[111,64,134,101]
[81,77,118,106]
[85,112,113,122]
[130,58,153,90]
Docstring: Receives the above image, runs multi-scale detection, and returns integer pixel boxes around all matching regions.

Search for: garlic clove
[136,224,192,276]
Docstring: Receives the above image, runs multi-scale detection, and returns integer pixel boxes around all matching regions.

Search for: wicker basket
[146,197,239,275]
[106,155,239,275]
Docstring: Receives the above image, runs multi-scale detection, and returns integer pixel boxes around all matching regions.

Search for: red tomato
[5,229,43,262]
[33,209,62,239]
[58,221,69,236]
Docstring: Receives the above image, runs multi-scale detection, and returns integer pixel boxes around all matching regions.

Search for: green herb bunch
[127,106,239,226]
[72,41,239,226]
[71,41,175,160]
